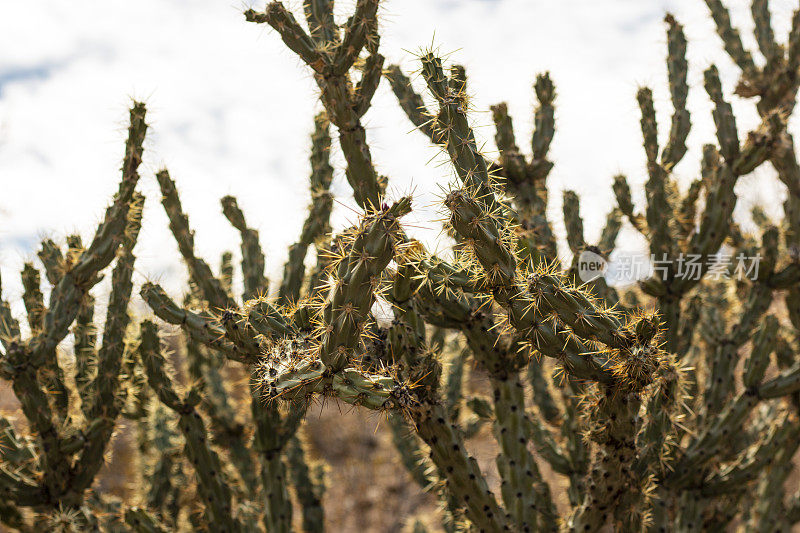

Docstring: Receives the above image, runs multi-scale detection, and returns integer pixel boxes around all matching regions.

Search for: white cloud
[0,0,794,314]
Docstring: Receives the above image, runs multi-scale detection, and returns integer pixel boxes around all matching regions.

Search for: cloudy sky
[0,0,796,311]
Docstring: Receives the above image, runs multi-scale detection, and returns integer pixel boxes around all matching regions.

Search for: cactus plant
[2,0,800,531]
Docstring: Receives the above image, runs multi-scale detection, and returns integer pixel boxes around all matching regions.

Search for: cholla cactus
[0,103,147,527]
[3,0,800,532]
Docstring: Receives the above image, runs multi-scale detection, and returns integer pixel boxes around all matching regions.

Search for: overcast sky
[0,0,796,313]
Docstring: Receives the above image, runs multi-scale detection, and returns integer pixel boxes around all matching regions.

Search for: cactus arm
[220,195,268,301]
[597,208,622,256]
[746,418,800,532]
[0,275,20,357]
[526,358,561,426]
[412,403,509,533]
[387,63,557,266]
[517,73,559,266]
[143,402,186,526]
[247,298,299,340]
[530,72,555,172]
[671,392,756,483]
[420,55,498,211]
[286,433,325,533]
[219,250,234,297]
[448,188,645,351]
[252,404,293,533]
[671,358,800,488]
[561,196,620,304]
[526,415,571,476]
[661,14,691,168]
[70,193,143,496]
[704,0,758,76]
[318,198,410,371]
[217,307,269,358]
[558,380,591,507]
[384,65,443,144]
[673,295,701,361]
[463,396,492,438]
[612,173,648,234]
[498,80,558,265]
[21,264,45,332]
[21,263,69,419]
[698,230,778,422]
[279,113,334,304]
[393,248,554,529]
[388,412,434,490]
[421,54,661,382]
[155,169,233,310]
[632,360,681,481]
[36,240,63,287]
[733,109,782,175]
[68,104,146,282]
[0,103,147,508]
[464,330,557,528]
[9,103,145,372]
[771,132,800,347]
[769,261,800,289]
[742,315,779,388]
[246,1,384,209]
[583,209,622,305]
[637,87,660,168]
[566,389,645,531]
[6,358,64,504]
[185,339,259,497]
[751,0,778,61]
[303,0,338,45]
[244,3,326,71]
[0,416,40,509]
[770,137,800,313]
[772,131,800,198]
[140,282,258,363]
[333,0,379,74]
[788,284,800,349]
[72,294,97,408]
[676,179,702,243]
[490,102,527,183]
[562,191,585,256]
[354,47,385,118]
[493,373,558,531]
[705,65,740,163]
[699,414,798,496]
[443,191,616,380]
[755,360,800,398]
[671,491,705,531]
[262,355,405,410]
[140,320,242,532]
[789,8,800,77]
[250,361,312,533]
[638,87,676,261]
